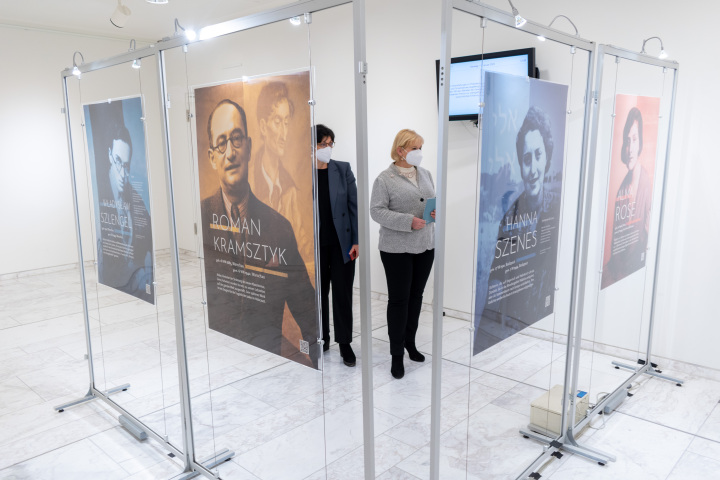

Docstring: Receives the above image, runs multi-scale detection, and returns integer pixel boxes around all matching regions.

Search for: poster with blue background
[84,96,155,304]
[473,72,567,355]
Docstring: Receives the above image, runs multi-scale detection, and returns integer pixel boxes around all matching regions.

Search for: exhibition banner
[194,70,319,368]
[473,72,568,356]
[600,94,660,289]
[84,97,155,304]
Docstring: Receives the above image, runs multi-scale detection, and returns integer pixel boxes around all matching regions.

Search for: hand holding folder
[423,198,436,224]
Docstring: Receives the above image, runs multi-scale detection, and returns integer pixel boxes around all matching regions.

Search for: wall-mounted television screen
[436,48,536,121]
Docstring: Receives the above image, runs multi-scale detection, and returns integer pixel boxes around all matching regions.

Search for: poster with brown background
[194,70,318,368]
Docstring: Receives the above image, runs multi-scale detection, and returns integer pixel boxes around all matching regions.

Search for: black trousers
[380,249,435,356]
[320,239,356,345]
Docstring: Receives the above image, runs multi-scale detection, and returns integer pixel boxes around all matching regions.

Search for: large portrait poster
[194,70,319,369]
[600,94,660,289]
[473,72,568,356]
[84,97,155,304]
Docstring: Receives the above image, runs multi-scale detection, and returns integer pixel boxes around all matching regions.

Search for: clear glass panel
[65,56,183,459]
[576,54,676,431]
[161,7,359,476]
[431,9,593,478]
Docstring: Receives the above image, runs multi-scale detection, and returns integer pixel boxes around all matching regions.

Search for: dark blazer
[326,159,359,263]
[200,188,318,367]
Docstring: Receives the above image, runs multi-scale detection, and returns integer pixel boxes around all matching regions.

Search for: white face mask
[316,147,332,163]
[405,149,423,167]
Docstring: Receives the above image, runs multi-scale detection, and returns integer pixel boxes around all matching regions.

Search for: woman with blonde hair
[370,129,436,379]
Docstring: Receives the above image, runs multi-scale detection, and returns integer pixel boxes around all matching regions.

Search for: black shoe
[323,341,330,352]
[405,344,425,362]
[339,343,356,367]
[391,355,404,379]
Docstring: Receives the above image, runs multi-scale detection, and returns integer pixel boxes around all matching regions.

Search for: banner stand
[436,1,611,478]
[563,44,682,449]
[59,1,372,479]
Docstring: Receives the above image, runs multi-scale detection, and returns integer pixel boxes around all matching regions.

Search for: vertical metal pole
[60,73,96,391]
[565,45,603,439]
[155,50,196,471]
[430,1,452,478]
[352,1,375,478]
[644,67,679,365]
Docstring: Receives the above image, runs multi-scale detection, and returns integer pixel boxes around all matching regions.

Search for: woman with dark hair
[474,106,561,354]
[315,124,359,367]
[601,107,653,288]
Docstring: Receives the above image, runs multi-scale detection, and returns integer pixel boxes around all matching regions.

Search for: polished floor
[1,253,719,479]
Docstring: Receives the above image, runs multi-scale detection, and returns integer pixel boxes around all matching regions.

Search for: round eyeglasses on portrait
[212,131,248,154]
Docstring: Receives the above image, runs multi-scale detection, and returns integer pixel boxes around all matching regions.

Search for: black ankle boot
[391,355,405,379]
[339,343,356,367]
[405,344,425,362]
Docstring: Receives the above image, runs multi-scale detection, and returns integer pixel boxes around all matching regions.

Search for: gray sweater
[370,164,435,254]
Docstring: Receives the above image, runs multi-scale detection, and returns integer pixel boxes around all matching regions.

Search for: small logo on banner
[545,295,551,308]
[299,339,310,355]
[146,284,152,295]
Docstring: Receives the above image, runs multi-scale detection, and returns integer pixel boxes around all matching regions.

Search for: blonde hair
[390,129,424,162]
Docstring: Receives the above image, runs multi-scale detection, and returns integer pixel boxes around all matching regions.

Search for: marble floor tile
[319,433,419,480]
[696,403,720,442]
[617,371,720,435]
[0,438,127,480]
[491,382,547,417]
[687,436,720,463]
[88,425,174,475]
[395,403,545,480]
[187,384,277,438]
[376,466,423,480]
[0,410,118,470]
[489,340,565,383]
[666,450,720,479]
[0,377,44,416]
[213,399,324,457]
[546,413,693,480]
[234,414,329,479]
[385,382,505,449]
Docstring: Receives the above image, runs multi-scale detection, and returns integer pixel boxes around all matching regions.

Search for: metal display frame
[58,1,373,478]
[435,1,600,478]
[563,43,682,454]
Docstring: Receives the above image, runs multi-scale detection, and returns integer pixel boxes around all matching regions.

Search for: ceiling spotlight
[146,0,168,4]
[174,18,196,41]
[508,0,526,28]
[110,0,131,28]
[71,51,84,77]
[539,14,579,42]
[289,16,302,26]
[641,36,668,60]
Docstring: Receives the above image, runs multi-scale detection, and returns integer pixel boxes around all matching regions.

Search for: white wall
[1,0,718,371]
[0,26,133,275]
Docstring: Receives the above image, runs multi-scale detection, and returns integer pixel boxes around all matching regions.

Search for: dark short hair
[109,122,133,162]
[314,124,335,143]
[207,99,248,147]
[515,106,553,173]
[621,107,643,165]
[256,81,295,123]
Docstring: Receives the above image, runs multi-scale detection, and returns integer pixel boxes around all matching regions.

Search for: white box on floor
[529,384,589,436]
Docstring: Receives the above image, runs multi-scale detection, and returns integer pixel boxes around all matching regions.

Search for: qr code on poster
[299,339,310,355]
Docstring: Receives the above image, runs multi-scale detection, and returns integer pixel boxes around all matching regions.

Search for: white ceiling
[0,0,298,42]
